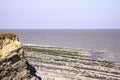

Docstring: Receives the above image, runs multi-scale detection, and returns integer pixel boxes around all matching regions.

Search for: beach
[23,45,120,80]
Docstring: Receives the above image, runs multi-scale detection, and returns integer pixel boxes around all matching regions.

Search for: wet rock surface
[24,46,120,80]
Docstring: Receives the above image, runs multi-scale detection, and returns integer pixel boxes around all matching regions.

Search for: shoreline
[23,44,120,63]
[23,45,119,63]
[23,43,60,48]
[23,45,120,80]
[23,43,103,53]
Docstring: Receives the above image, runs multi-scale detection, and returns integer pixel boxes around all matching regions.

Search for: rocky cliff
[0,33,41,80]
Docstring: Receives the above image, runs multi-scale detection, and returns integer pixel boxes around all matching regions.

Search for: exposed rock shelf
[24,46,120,80]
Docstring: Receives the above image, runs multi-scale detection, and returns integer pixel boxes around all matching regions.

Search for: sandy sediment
[24,45,120,80]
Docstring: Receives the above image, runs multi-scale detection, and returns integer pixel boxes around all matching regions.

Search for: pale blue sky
[0,0,120,29]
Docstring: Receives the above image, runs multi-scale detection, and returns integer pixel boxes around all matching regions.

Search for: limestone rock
[0,33,41,80]
[0,33,23,61]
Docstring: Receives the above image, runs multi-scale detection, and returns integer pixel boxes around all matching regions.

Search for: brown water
[0,29,120,62]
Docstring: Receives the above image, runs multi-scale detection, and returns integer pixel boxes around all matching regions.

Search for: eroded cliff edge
[0,33,41,80]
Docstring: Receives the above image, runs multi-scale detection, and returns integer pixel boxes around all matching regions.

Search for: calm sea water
[0,29,120,62]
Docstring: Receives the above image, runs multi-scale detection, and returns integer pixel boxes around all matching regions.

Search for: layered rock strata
[0,33,41,80]
[24,46,120,80]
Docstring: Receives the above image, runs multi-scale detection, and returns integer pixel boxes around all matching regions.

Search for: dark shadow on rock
[26,60,42,80]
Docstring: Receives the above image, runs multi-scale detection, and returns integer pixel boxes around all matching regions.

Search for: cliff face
[0,33,23,61]
[0,33,41,80]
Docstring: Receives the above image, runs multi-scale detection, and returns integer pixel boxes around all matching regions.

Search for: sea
[0,29,120,63]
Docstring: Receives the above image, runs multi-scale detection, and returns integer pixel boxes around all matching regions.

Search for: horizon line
[0,28,120,30]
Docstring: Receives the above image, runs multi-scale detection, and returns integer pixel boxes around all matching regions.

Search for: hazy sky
[0,0,120,29]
